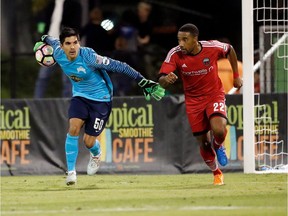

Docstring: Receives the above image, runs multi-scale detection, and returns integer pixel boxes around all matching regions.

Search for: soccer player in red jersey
[158,23,243,185]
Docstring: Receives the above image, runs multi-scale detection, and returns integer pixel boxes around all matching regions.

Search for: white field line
[1,206,280,215]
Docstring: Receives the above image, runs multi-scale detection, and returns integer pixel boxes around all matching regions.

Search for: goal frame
[242,0,287,173]
[242,0,255,173]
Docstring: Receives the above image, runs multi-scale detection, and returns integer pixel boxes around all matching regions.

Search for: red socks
[200,145,217,171]
[213,168,222,176]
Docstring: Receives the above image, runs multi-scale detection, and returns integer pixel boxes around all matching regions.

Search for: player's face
[61,36,80,61]
[177,31,199,55]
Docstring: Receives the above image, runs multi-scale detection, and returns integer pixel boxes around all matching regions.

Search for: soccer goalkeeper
[34,26,165,186]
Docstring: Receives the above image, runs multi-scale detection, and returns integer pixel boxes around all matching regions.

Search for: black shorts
[68,96,112,136]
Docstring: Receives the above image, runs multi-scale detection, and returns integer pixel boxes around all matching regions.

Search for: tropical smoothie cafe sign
[0,105,31,166]
[98,102,155,171]
[0,94,287,175]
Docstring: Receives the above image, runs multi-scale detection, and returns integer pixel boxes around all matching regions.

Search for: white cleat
[66,171,77,186]
[87,152,101,175]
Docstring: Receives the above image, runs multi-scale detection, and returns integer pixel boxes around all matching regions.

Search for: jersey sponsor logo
[77,66,86,73]
[181,69,208,76]
[69,75,83,82]
[203,58,210,66]
[208,65,214,72]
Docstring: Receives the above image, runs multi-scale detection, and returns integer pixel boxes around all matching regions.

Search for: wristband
[233,72,239,79]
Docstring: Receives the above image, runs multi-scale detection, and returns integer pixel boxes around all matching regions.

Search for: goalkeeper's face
[61,36,80,61]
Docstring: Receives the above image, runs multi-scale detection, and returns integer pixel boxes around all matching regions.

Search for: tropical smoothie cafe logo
[0,105,31,167]
[99,103,154,165]
[226,100,281,161]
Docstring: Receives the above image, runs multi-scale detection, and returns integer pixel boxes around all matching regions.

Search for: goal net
[241,0,287,173]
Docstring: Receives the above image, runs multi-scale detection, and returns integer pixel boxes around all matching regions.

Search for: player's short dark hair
[179,23,199,37]
[59,27,80,44]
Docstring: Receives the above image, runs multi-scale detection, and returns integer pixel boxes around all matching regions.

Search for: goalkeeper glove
[138,78,165,101]
[33,41,44,52]
[33,35,49,52]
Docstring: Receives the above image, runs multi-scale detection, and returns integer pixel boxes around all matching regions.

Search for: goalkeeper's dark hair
[59,26,80,44]
[179,23,199,37]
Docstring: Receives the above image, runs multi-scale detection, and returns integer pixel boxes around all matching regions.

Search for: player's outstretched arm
[90,55,165,101]
[138,78,165,101]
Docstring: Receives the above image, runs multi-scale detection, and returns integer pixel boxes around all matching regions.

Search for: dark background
[98,0,243,58]
[1,0,243,58]
[1,0,268,98]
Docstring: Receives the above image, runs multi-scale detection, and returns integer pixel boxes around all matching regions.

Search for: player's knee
[68,126,80,136]
[214,130,225,138]
[213,124,227,137]
[213,127,227,144]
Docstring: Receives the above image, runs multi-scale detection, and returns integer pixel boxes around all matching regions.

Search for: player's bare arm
[227,45,243,89]
[158,72,178,88]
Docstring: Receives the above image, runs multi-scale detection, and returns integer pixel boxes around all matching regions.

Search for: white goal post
[241,0,287,173]
[242,0,255,173]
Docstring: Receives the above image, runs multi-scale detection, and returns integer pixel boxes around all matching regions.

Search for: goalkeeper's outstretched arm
[33,34,166,101]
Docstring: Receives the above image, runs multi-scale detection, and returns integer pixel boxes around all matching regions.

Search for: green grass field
[1,173,287,216]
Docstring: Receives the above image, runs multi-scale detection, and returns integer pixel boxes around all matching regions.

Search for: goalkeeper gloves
[33,35,49,52]
[138,78,165,101]
[33,41,44,52]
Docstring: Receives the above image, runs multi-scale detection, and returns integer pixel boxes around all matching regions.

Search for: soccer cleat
[87,152,101,175]
[66,171,77,186]
[213,173,224,186]
[215,145,228,166]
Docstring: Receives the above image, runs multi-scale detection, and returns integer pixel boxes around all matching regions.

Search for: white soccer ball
[35,44,56,67]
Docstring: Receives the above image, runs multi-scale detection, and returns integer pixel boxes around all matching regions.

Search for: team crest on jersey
[77,66,86,73]
[203,58,210,66]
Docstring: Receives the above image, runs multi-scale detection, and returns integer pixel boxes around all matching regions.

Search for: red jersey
[159,40,230,98]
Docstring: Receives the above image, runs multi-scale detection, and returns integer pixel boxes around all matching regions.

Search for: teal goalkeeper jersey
[45,36,143,102]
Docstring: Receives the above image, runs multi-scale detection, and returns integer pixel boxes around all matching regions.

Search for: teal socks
[65,134,79,172]
[88,140,101,156]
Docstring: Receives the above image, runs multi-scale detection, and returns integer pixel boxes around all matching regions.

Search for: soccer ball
[35,44,56,67]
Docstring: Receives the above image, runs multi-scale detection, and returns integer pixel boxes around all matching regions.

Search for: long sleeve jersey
[45,36,144,101]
